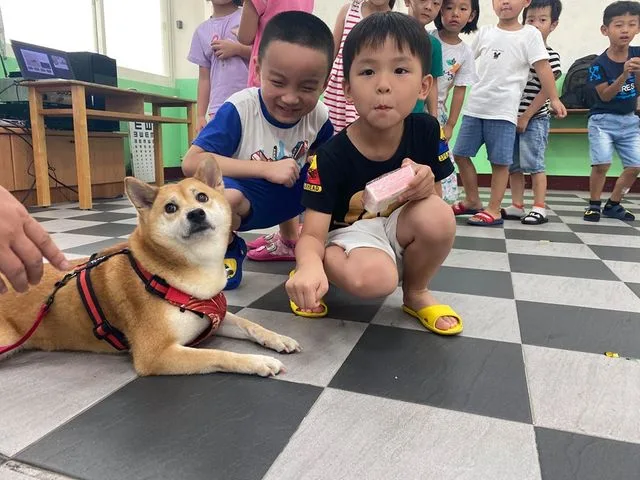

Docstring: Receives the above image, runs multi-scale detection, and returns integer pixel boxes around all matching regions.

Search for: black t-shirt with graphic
[302,113,454,231]
[588,46,640,116]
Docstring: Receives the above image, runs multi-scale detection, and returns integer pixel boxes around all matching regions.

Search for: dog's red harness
[0,249,226,355]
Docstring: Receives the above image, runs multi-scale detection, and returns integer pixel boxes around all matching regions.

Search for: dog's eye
[196,192,208,203]
[164,203,178,214]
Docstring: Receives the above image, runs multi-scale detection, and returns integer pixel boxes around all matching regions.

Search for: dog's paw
[262,334,301,354]
[246,354,285,377]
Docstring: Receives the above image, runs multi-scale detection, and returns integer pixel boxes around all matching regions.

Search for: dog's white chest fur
[167,308,211,346]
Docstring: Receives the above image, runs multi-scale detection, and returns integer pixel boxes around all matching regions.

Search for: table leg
[187,102,198,145]
[27,87,50,206]
[152,105,164,186]
[71,85,92,210]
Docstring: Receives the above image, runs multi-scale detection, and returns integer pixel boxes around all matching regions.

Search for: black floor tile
[504,229,582,243]
[589,245,640,263]
[508,254,619,281]
[517,301,640,357]
[567,223,640,236]
[64,223,136,237]
[536,427,640,480]
[72,203,128,212]
[63,238,128,255]
[243,259,295,276]
[453,236,507,252]
[330,325,531,423]
[626,282,640,299]
[70,212,138,223]
[17,375,322,480]
[248,281,385,323]
[430,266,514,298]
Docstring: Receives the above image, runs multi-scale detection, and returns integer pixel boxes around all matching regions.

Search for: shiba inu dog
[0,159,300,376]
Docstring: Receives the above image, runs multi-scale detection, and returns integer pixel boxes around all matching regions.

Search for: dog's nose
[187,208,206,223]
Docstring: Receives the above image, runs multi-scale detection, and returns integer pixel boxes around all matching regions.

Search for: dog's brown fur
[0,160,300,376]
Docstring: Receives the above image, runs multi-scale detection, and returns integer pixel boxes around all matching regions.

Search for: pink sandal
[247,236,296,261]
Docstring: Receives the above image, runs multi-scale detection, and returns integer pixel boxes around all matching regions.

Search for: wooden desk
[24,80,197,209]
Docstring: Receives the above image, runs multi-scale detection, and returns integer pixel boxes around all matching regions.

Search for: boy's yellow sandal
[288,270,328,318]
[402,305,463,336]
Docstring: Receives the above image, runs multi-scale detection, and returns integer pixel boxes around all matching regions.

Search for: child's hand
[265,158,300,187]
[443,123,454,141]
[286,266,329,314]
[212,39,239,60]
[624,57,640,75]
[398,159,435,203]
[516,115,530,134]
[196,116,208,133]
[550,98,567,119]
[0,187,70,294]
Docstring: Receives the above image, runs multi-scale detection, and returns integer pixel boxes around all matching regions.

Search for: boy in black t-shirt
[286,12,462,335]
[585,1,640,222]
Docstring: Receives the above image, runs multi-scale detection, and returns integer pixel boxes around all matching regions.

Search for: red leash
[0,268,79,355]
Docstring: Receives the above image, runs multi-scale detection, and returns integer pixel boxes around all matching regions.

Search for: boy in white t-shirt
[451,0,566,226]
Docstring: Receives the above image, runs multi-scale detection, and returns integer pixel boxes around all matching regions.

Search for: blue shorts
[588,113,640,168]
[452,116,516,166]
[510,116,550,174]
[223,166,307,231]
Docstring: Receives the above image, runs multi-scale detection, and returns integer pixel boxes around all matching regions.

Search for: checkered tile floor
[2,190,640,480]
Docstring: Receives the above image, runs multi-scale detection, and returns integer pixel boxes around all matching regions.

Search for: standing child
[406,0,445,117]
[188,0,252,132]
[235,0,315,260]
[451,0,566,226]
[182,12,334,290]
[584,0,640,222]
[503,0,563,225]
[431,0,480,202]
[287,12,463,335]
[324,0,395,133]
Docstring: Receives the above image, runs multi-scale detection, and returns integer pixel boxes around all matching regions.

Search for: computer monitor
[10,40,75,80]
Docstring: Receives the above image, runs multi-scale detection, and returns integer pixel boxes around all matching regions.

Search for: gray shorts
[326,206,404,264]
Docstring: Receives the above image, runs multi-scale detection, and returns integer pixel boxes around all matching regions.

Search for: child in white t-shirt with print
[431,0,479,202]
[451,0,566,226]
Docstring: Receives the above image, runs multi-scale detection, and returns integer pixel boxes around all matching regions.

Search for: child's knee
[624,166,640,176]
[225,188,250,214]
[406,196,456,243]
[592,164,610,175]
[325,251,398,298]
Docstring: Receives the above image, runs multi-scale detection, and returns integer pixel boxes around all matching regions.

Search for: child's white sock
[531,205,546,218]
[503,204,525,218]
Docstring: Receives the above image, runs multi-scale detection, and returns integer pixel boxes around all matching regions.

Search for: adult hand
[398,158,435,203]
[0,187,70,294]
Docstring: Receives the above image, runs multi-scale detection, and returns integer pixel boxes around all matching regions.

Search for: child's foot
[467,211,504,226]
[247,231,278,250]
[584,208,601,222]
[224,234,247,291]
[403,291,461,333]
[501,204,525,220]
[521,206,548,225]
[247,235,296,261]
[452,201,482,216]
[603,201,636,221]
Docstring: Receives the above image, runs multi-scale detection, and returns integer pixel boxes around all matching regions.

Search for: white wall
[170,0,614,80]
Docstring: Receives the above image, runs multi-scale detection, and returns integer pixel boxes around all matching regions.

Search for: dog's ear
[194,158,223,191]
[125,177,158,210]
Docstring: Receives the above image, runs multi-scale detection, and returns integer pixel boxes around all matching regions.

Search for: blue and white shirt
[193,87,333,170]
[588,46,640,116]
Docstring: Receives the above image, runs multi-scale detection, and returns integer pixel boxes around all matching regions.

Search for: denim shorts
[452,115,516,166]
[510,116,550,174]
[588,113,640,168]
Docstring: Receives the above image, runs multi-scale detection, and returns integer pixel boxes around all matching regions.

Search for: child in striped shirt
[502,0,563,225]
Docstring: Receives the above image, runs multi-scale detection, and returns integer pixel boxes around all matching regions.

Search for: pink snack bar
[363,164,415,214]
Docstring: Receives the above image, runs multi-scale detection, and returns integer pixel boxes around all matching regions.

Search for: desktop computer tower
[67,52,119,132]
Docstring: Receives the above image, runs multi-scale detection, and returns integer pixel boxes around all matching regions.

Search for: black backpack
[560,54,600,109]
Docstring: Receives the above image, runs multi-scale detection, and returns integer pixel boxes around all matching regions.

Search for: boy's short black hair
[434,0,480,34]
[523,0,562,23]
[603,0,640,25]
[342,12,431,82]
[258,11,334,76]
